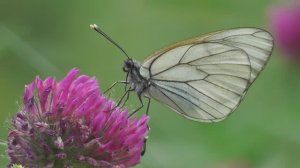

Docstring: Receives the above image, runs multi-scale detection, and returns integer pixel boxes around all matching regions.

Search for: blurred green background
[1,0,300,167]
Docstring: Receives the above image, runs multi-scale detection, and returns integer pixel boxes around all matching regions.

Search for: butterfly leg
[141,97,151,155]
[128,94,144,117]
[141,126,150,156]
[145,96,151,116]
[129,94,151,117]
[119,89,131,108]
[116,88,134,108]
[104,81,129,94]
[124,72,130,91]
[138,97,151,156]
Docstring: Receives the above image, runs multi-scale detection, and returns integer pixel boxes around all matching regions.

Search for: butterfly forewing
[203,28,273,83]
[140,28,273,122]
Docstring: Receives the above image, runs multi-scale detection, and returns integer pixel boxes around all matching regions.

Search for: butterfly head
[123,59,140,72]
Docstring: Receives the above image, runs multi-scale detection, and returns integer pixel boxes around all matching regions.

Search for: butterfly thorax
[123,59,149,95]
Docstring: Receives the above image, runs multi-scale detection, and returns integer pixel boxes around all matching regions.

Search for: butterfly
[91,24,274,123]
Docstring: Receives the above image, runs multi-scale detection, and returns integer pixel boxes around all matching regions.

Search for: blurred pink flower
[7,68,149,168]
[270,3,300,59]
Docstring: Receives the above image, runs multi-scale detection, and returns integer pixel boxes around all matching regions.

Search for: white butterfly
[91,25,273,123]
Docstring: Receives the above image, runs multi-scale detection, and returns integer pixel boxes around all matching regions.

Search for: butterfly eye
[123,61,132,72]
[124,60,134,71]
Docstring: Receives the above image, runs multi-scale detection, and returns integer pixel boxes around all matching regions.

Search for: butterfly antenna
[90,24,130,59]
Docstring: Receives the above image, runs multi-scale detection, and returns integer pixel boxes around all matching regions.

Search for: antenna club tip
[90,24,98,30]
